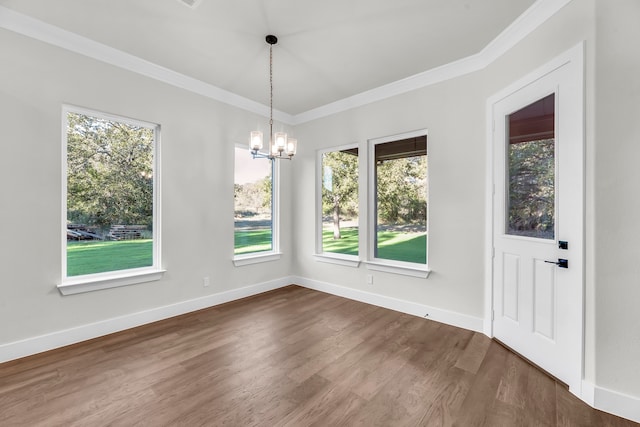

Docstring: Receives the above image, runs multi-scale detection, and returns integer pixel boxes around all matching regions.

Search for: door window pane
[321,148,359,255]
[507,93,555,239]
[374,136,427,264]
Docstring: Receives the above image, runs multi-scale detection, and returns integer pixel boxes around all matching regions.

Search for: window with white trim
[61,106,161,293]
[234,147,278,259]
[370,132,428,267]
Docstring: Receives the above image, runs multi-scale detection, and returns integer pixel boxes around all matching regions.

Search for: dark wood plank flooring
[0,285,637,426]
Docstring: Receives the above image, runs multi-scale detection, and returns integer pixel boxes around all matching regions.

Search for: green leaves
[66,112,154,231]
[376,156,427,224]
[508,138,554,238]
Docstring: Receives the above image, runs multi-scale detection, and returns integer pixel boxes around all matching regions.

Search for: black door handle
[545,259,568,268]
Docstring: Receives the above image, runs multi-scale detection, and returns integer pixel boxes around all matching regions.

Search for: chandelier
[250,35,297,160]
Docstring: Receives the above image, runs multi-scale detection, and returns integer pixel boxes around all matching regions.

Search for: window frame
[58,105,163,295]
[366,129,430,278]
[232,145,281,266]
[314,143,361,268]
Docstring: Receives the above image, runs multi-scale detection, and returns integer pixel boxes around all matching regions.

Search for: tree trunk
[332,202,341,239]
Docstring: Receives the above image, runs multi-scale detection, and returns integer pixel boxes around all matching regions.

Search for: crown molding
[0,5,295,125]
[292,0,572,124]
[0,0,571,126]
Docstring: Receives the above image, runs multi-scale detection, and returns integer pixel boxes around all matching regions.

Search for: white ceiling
[0,0,538,116]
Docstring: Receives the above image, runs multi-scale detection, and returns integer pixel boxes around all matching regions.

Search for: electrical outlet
[203,276,210,287]
[366,274,373,285]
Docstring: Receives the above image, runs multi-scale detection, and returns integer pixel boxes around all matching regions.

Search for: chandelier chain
[269,44,273,139]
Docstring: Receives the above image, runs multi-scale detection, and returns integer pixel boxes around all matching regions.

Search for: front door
[491,50,584,392]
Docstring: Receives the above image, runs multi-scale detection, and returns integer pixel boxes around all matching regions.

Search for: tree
[66,112,154,231]
[508,138,554,237]
[259,174,272,210]
[376,155,427,224]
[234,176,272,217]
[322,150,358,239]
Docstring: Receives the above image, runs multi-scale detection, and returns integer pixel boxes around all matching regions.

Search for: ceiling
[0,0,538,116]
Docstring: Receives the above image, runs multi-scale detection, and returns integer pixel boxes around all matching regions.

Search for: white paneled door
[491,47,584,393]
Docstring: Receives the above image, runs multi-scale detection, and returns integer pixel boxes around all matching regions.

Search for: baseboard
[293,276,484,333]
[0,276,294,364]
[589,383,640,424]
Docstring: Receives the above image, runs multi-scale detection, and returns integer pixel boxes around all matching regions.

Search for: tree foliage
[322,150,358,239]
[376,156,427,224]
[234,175,272,217]
[66,112,154,231]
[508,139,554,237]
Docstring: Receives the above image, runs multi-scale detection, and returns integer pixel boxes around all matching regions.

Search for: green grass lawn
[234,229,272,255]
[67,239,153,276]
[376,231,427,264]
[323,227,427,264]
[68,229,424,276]
[322,228,359,255]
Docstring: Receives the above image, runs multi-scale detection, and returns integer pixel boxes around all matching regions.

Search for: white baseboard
[0,276,294,364]
[293,276,484,333]
[588,382,640,424]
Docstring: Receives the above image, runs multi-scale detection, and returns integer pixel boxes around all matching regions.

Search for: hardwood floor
[0,285,637,426]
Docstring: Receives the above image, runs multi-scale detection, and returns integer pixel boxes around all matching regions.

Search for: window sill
[233,252,282,267]
[365,260,430,278]
[313,253,361,268]
[58,268,165,295]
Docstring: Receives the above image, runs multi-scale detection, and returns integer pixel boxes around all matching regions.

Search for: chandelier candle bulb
[250,131,263,151]
[275,132,287,152]
[286,138,297,156]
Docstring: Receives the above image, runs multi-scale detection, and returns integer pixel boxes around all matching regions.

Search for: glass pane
[374,136,427,264]
[321,148,359,255]
[66,112,154,276]
[234,148,273,255]
[507,93,555,239]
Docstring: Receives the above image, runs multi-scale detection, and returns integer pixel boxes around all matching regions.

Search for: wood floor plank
[1,285,638,427]
[455,332,492,375]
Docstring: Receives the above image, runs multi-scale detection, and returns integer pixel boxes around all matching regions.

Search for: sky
[234,147,271,184]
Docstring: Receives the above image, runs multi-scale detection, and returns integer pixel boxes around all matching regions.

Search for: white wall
[0,28,293,346]
[594,0,640,398]
[291,74,488,319]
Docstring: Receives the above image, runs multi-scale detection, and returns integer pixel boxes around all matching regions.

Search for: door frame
[484,42,585,394]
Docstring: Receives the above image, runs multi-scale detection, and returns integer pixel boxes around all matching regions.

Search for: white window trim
[364,260,430,278]
[367,129,430,275]
[58,268,166,295]
[233,146,280,266]
[233,252,282,267]
[59,105,163,294]
[313,253,360,268]
[314,143,361,267]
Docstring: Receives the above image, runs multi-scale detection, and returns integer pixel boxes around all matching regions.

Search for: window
[319,146,359,258]
[507,93,555,239]
[61,106,161,294]
[234,147,277,261]
[369,132,428,270]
